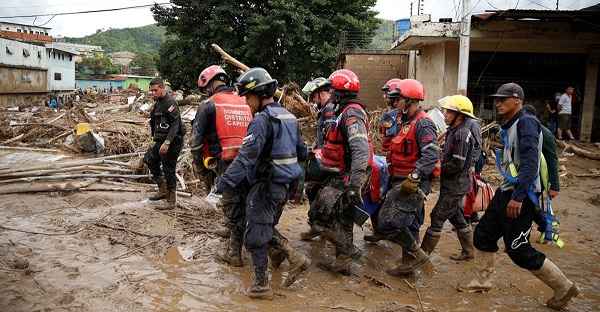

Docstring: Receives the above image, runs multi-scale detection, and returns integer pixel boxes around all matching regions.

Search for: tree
[77,52,119,76]
[130,52,158,76]
[151,0,379,93]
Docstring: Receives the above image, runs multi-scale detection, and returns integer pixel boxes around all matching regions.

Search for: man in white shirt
[557,86,575,140]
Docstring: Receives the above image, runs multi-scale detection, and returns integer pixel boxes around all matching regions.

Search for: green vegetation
[151,0,380,93]
[76,52,119,77]
[65,24,167,54]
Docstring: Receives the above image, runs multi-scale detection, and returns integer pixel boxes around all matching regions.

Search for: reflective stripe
[215,103,249,108]
[421,142,437,152]
[453,154,466,161]
[222,145,242,150]
[273,157,298,165]
[276,113,296,120]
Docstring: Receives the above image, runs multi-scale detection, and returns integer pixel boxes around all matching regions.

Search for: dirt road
[0,151,598,312]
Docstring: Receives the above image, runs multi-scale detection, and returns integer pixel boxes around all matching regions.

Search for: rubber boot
[299,227,318,241]
[450,227,475,261]
[149,177,167,201]
[387,228,429,276]
[457,249,495,293]
[530,258,580,310]
[268,247,286,269]
[420,228,441,256]
[281,241,311,287]
[215,225,243,267]
[156,189,176,210]
[246,273,273,300]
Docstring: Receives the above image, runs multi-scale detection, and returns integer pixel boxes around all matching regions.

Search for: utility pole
[410,2,413,16]
[457,0,471,95]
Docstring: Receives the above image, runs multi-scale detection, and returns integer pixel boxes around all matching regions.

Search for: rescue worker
[375,79,440,276]
[363,78,402,243]
[463,108,484,223]
[189,65,252,267]
[308,69,373,275]
[300,77,335,241]
[458,83,579,310]
[213,67,310,299]
[379,78,402,153]
[420,95,475,261]
[144,77,185,210]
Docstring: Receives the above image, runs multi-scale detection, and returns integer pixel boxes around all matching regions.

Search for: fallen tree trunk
[0,178,100,194]
[0,165,135,179]
[557,140,600,160]
[0,173,149,185]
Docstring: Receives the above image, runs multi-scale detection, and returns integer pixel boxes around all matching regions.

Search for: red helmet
[198,65,229,92]
[381,78,402,91]
[395,79,425,101]
[328,69,360,92]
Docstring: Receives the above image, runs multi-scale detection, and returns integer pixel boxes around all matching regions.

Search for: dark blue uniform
[144,92,184,192]
[216,102,307,276]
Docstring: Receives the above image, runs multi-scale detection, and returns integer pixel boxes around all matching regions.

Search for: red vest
[321,103,374,173]
[212,92,252,162]
[388,110,441,178]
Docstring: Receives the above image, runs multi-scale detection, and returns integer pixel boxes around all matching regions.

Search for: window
[17,29,22,33]
[69,55,72,61]
[6,45,14,54]
[23,48,30,57]
[54,73,62,81]
[38,51,42,58]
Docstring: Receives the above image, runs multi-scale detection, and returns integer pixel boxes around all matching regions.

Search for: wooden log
[556,140,600,160]
[0,145,65,153]
[0,165,134,179]
[0,178,100,194]
[0,152,144,175]
[10,123,70,131]
[1,134,24,145]
[0,173,149,185]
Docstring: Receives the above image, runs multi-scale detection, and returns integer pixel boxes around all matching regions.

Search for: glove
[346,183,363,206]
[399,175,420,194]
[205,185,223,209]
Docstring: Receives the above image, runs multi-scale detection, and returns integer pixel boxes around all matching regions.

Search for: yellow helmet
[439,95,476,119]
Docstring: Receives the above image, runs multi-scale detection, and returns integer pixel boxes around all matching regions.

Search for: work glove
[346,183,364,206]
[399,175,420,194]
[205,185,223,209]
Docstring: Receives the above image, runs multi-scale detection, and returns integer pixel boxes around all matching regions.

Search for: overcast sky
[0,0,598,38]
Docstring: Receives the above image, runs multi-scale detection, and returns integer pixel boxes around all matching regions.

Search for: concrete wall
[414,42,460,110]
[125,77,153,91]
[343,51,409,110]
[1,38,46,69]
[75,79,125,91]
[47,49,76,92]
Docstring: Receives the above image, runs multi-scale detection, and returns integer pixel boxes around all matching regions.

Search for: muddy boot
[387,228,429,276]
[299,228,318,241]
[363,231,385,243]
[156,189,176,210]
[268,247,286,269]
[530,258,580,310]
[149,177,167,201]
[450,227,475,261]
[246,273,273,300]
[213,226,230,238]
[457,249,495,293]
[281,241,312,287]
[420,228,441,256]
[317,248,351,276]
[215,225,243,267]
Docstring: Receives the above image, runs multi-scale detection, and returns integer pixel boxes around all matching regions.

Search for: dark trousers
[144,139,182,190]
[429,193,469,233]
[244,182,288,275]
[473,189,546,270]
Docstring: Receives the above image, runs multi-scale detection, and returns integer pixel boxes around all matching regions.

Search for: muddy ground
[0,149,599,312]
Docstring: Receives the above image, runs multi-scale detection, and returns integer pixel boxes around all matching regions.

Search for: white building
[45,43,78,94]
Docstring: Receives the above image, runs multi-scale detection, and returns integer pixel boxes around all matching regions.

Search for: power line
[0,3,170,19]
